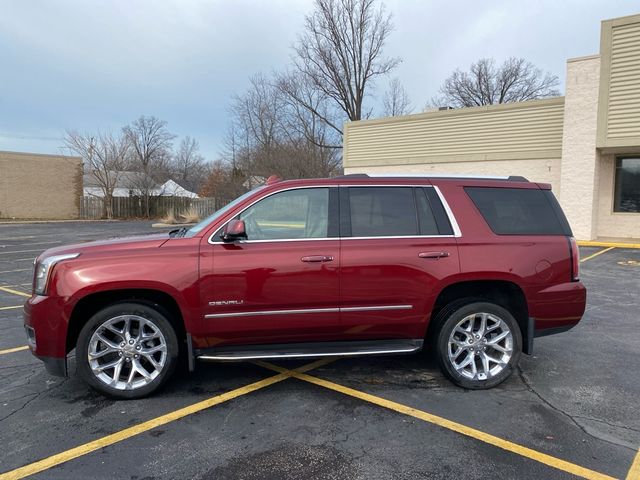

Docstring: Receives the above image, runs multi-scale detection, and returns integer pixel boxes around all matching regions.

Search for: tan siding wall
[596,153,640,239]
[344,158,560,187]
[597,14,640,148]
[0,151,83,219]
[344,98,565,168]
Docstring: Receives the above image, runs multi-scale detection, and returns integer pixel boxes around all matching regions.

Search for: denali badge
[209,300,245,306]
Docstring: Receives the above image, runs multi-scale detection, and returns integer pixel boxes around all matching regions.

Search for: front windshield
[184,187,265,237]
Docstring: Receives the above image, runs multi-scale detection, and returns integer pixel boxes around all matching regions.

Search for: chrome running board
[195,339,423,362]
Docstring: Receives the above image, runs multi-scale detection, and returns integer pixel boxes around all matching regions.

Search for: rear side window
[465,187,572,235]
[349,187,417,237]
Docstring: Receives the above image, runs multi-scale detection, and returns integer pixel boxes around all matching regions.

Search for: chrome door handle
[418,251,450,259]
[301,255,334,263]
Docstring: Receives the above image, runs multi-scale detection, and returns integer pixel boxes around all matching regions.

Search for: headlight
[34,253,80,295]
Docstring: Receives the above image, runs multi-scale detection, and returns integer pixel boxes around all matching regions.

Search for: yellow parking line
[0,306,22,311]
[581,247,615,263]
[0,345,29,356]
[0,286,30,298]
[0,358,334,480]
[255,361,616,480]
[627,449,640,480]
[578,240,640,249]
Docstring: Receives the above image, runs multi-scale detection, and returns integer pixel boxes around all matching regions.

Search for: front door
[200,186,341,347]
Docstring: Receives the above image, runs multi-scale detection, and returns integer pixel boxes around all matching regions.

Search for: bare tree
[64,130,129,219]
[287,0,400,145]
[382,77,411,116]
[123,116,176,216]
[172,136,207,193]
[432,58,560,108]
[222,73,341,181]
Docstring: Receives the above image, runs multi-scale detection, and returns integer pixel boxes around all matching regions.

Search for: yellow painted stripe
[0,345,29,355]
[627,449,640,480]
[0,286,30,298]
[581,247,615,263]
[0,305,22,311]
[255,362,616,480]
[0,358,333,480]
[578,240,640,249]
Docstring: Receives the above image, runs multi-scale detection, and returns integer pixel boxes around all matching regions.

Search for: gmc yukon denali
[24,174,586,398]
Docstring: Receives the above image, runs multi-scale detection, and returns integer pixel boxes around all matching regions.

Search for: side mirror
[220,219,247,242]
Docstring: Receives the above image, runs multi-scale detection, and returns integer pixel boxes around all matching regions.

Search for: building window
[614,157,640,213]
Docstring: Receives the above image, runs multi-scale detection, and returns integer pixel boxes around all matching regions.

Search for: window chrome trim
[207,183,462,244]
[205,304,412,319]
[208,185,336,245]
[433,185,462,237]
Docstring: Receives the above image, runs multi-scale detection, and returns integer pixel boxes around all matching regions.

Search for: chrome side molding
[205,304,412,319]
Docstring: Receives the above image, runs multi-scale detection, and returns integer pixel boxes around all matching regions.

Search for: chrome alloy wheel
[447,312,514,381]
[88,315,168,391]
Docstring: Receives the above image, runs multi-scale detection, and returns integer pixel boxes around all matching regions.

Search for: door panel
[340,238,458,340]
[339,186,460,340]
[198,186,341,347]
[199,240,340,346]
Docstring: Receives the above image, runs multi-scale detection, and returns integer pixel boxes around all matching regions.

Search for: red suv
[24,175,586,398]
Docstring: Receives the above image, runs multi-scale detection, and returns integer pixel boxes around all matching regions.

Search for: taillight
[569,237,579,281]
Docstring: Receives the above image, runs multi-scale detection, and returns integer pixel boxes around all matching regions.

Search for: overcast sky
[1,0,639,160]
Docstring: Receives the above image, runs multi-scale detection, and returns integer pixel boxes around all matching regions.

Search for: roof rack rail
[358,173,529,182]
[337,173,370,178]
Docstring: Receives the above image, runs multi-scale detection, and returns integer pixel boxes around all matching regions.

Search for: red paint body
[24,177,586,364]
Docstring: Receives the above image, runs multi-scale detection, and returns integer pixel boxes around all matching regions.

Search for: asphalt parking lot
[0,221,638,480]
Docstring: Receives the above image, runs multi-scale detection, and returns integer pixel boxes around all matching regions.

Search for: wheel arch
[66,288,187,355]
[427,279,531,354]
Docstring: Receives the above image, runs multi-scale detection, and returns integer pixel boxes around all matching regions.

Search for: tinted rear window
[349,187,417,236]
[465,187,571,235]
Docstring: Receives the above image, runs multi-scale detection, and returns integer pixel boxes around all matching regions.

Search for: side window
[465,187,569,235]
[348,187,418,237]
[415,188,439,235]
[238,188,329,240]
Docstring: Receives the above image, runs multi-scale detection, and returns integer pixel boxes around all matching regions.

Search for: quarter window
[614,157,640,213]
[238,188,330,240]
[465,187,570,235]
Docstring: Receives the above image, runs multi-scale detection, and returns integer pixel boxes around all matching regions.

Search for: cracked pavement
[0,221,638,479]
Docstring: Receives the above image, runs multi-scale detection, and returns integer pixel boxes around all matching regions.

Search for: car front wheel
[77,302,179,399]
[435,301,522,389]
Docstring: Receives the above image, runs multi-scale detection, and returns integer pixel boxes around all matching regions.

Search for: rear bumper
[528,280,586,333]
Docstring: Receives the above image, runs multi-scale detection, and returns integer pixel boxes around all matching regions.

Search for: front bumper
[39,356,68,377]
[23,294,69,377]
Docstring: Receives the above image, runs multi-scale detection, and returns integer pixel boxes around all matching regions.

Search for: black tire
[434,300,522,390]
[77,301,179,399]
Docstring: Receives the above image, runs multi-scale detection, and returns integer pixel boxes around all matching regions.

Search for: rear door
[339,185,460,341]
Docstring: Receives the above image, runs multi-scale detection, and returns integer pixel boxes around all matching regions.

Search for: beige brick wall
[0,151,83,219]
[344,157,561,189]
[596,153,640,239]
[558,55,601,240]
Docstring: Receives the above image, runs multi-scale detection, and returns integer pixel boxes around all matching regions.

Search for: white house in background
[83,171,198,198]
[156,179,199,198]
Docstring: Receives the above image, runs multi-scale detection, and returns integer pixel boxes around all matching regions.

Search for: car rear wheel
[77,302,179,399]
[435,301,522,389]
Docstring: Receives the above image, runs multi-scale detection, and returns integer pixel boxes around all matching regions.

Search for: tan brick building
[0,151,83,220]
[343,13,640,242]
